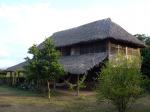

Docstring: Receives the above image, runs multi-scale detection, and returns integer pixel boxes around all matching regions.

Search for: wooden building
[6,18,145,87]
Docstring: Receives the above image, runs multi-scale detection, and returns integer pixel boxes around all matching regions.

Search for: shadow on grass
[0,85,40,97]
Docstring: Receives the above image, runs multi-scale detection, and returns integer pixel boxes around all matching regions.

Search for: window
[71,47,80,55]
[61,47,71,56]
[61,42,107,56]
[80,45,87,54]
[80,42,106,54]
[94,43,106,53]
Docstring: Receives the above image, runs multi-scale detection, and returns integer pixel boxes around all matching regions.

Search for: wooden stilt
[77,74,79,96]
[12,72,15,86]
[10,72,12,86]
[17,72,20,84]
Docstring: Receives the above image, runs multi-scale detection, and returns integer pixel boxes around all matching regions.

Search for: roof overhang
[7,52,107,74]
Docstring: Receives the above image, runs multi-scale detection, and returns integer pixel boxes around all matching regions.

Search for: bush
[97,55,143,112]
[141,75,150,92]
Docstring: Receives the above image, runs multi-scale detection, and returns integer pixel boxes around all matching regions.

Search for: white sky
[0,0,150,68]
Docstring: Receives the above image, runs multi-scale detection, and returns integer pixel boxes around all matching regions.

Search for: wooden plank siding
[108,41,141,60]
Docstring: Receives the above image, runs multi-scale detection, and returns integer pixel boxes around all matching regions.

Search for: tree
[25,38,65,99]
[24,44,42,89]
[97,55,143,112]
[134,34,150,45]
[39,38,64,99]
[134,34,150,78]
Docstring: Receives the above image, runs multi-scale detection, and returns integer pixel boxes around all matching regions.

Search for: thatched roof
[7,61,27,72]
[60,52,107,74]
[7,53,107,74]
[7,18,145,74]
[38,18,145,48]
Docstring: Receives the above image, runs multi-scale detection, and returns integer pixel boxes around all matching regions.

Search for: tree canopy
[24,38,65,98]
[97,55,143,112]
[134,34,150,78]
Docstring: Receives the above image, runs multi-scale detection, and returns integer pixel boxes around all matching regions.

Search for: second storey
[57,39,141,59]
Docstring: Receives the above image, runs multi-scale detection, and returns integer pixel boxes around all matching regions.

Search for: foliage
[24,44,41,81]
[135,34,150,78]
[39,38,64,81]
[141,75,150,92]
[65,75,87,91]
[134,34,150,45]
[65,80,76,91]
[97,55,143,112]
[78,74,87,89]
[24,38,65,98]
[141,47,150,78]
[134,34,150,91]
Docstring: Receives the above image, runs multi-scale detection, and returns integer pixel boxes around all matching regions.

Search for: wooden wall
[107,40,141,59]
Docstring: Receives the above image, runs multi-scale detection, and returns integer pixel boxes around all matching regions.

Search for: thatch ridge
[38,18,145,48]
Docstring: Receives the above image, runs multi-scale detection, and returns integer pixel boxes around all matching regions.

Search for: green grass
[0,85,150,112]
[0,85,40,96]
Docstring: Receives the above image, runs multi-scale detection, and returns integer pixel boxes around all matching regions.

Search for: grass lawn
[0,85,150,112]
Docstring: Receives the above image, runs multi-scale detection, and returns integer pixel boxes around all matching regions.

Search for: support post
[12,72,15,86]
[125,46,128,58]
[17,72,20,84]
[53,80,56,91]
[10,72,13,86]
[77,74,79,96]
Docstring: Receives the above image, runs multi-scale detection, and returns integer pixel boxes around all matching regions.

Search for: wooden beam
[12,72,15,86]
[126,46,128,58]
[10,71,13,86]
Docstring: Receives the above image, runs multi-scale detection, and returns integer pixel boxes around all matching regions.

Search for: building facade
[6,18,145,86]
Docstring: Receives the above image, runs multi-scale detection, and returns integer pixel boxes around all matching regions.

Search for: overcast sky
[0,0,150,68]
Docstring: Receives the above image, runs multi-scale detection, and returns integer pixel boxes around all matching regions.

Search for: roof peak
[105,18,111,21]
[95,18,111,23]
[87,18,111,24]
[48,18,145,48]
[53,18,112,34]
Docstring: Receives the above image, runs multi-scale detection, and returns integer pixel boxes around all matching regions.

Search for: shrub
[97,55,143,112]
